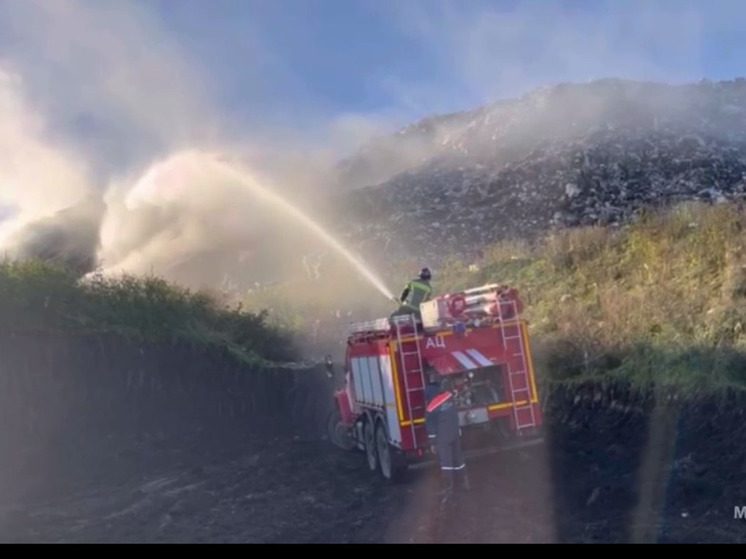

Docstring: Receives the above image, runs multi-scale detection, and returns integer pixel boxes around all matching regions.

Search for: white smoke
[0,0,384,283]
[99,150,279,280]
[0,63,310,282]
[0,69,95,255]
[0,57,337,286]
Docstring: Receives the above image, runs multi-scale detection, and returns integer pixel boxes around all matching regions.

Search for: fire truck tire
[375,419,406,481]
[364,419,377,472]
[327,409,355,451]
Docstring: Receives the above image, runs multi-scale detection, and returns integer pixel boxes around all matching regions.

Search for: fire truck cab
[328,284,543,480]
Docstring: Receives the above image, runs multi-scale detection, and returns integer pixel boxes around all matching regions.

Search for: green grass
[0,260,295,366]
[435,202,746,393]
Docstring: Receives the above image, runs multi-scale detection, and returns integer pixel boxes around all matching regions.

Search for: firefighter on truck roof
[391,267,433,319]
[425,367,470,502]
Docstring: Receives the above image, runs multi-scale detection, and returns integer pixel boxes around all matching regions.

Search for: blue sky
[1,0,746,167]
[143,0,746,127]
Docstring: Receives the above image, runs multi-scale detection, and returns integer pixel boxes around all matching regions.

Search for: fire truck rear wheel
[364,419,377,471]
[327,409,355,451]
[375,420,405,481]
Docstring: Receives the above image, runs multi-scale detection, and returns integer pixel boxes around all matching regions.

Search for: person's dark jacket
[425,382,460,443]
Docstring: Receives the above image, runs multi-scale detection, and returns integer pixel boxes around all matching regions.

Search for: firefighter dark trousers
[436,437,464,470]
[436,437,469,493]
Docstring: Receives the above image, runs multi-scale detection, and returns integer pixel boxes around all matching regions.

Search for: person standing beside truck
[425,374,470,502]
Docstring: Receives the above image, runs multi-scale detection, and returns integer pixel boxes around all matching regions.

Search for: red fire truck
[327,284,543,480]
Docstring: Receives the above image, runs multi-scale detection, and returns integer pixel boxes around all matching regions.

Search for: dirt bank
[1,336,744,542]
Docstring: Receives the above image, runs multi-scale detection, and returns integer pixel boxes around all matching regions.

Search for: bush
[0,260,295,365]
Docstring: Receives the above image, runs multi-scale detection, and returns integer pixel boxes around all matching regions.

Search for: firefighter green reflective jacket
[400,279,433,310]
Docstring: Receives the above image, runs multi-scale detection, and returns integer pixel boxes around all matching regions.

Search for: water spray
[214,157,395,302]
